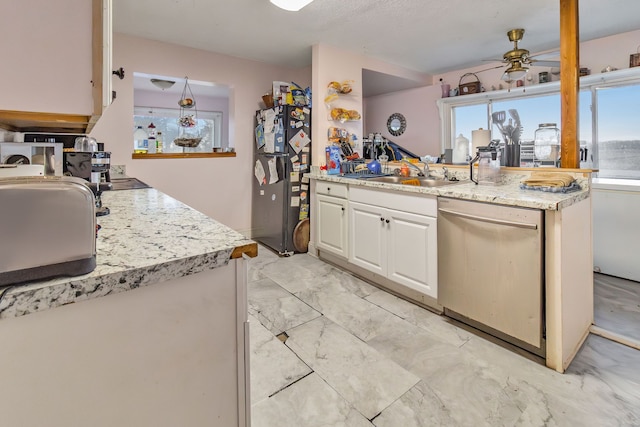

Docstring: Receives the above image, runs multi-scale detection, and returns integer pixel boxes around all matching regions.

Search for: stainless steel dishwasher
[437,197,545,357]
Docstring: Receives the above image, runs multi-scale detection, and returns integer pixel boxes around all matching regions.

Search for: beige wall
[311,43,432,166]
[90,33,310,234]
[363,86,441,157]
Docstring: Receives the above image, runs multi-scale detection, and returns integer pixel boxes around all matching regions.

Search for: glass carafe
[470,146,501,185]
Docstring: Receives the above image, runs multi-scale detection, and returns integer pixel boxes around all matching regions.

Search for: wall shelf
[131,152,236,159]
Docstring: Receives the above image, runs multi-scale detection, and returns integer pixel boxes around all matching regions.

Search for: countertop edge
[232,242,259,259]
[0,187,257,320]
[307,173,590,211]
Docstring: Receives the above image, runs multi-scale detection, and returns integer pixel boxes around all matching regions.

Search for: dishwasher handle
[438,208,538,230]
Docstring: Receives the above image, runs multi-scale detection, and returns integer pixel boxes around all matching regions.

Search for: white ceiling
[116,0,640,95]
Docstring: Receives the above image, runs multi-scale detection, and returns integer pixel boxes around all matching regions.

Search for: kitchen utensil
[292,218,310,253]
[367,160,381,174]
[470,145,501,185]
[492,111,506,135]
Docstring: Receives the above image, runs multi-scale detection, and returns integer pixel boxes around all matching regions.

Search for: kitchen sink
[366,176,466,187]
[109,177,150,191]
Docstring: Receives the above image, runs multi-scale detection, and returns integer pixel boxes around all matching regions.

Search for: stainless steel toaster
[0,176,97,286]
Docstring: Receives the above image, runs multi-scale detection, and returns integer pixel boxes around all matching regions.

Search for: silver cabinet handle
[438,208,538,230]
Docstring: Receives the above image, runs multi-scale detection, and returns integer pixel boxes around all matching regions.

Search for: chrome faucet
[442,167,449,181]
[401,158,429,177]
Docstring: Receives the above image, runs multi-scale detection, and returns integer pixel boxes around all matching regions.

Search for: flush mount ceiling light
[150,78,176,90]
[270,0,314,11]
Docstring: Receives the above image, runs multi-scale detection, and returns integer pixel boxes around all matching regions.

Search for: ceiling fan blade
[475,64,507,73]
[529,59,561,66]
[482,58,506,62]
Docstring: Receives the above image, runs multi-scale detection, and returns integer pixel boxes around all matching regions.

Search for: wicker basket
[458,73,481,95]
[173,137,202,147]
[262,93,274,108]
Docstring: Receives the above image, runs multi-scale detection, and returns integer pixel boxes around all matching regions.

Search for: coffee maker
[63,137,112,216]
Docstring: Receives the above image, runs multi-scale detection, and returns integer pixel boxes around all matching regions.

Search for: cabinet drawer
[316,181,348,198]
[350,186,437,217]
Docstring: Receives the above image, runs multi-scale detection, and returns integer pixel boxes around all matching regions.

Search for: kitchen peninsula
[0,187,256,427]
[309,166,593,373]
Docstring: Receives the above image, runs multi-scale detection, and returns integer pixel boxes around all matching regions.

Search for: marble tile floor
[248,246,640,426]
[594,272,640,343]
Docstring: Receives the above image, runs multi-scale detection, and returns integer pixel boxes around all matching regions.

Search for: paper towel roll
[472,129,491,153]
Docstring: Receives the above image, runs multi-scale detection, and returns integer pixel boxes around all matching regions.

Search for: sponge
[401,179,421,186]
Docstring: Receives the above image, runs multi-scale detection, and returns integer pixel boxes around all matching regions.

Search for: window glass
[452,103,488,147]
[492,94,560,145]
[133,107,223,153]
[595,84,640,179]
[579,90,593,168]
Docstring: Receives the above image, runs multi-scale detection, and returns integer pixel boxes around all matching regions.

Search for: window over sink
[439,67,640,180]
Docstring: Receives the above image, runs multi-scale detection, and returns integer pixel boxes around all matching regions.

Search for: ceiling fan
[484,29,561,81]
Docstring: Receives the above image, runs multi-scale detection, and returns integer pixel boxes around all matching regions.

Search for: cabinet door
[316,195,348,258]
[349,201,386,276]
[386,209,438,298]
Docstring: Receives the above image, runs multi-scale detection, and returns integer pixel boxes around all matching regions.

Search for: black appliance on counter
[64,151,112,216]
[252,105,311,256]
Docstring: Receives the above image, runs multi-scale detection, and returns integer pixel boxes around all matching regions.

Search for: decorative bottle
[133,126,148,154]
[156,131,163,153]
[147,123,157,154]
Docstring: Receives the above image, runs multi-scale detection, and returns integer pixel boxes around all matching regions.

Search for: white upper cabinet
[0,0,112,133]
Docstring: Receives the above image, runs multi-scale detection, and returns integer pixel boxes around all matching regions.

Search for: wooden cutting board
[292,219,310,253]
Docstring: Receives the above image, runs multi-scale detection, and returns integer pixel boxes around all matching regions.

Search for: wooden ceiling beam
[559,0,580,168]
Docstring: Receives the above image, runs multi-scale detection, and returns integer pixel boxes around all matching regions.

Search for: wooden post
[559,0,580,168]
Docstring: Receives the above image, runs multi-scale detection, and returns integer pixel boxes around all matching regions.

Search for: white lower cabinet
[348,187,438,298]
[316,182,349,258]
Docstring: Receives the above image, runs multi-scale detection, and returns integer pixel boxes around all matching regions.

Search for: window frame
[437,67,640,178]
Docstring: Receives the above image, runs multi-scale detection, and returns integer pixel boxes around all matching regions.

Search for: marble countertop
[307,172,590,211]
[0,188,257,319]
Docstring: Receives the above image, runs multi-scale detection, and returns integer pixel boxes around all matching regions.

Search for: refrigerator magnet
[290,196,300,207]
[290,155,299,163]
[302,107,310,114]
[299,204,309,220]
[300,191,307,202]
[293,162,300,172]
[292,185,300,193]
[295,121,303,128]
[290,171,300,182]
[255,124,265,149]
[301,184,308,191]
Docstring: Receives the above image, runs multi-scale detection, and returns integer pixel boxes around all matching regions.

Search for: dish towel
[521,171,575,187]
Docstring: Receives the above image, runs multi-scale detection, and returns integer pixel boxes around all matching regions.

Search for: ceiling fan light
[270,0,313,11]
[150,78,176,90]
[502,63,528,81]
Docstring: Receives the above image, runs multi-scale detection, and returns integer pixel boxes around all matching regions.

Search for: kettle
[470,144,501,185]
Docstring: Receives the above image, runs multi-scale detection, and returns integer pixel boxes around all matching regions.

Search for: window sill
[132,152,236,159]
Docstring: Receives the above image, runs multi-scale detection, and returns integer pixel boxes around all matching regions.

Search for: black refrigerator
[252,105,312,256]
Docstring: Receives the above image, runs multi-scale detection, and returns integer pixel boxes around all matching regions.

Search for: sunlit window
[441,71,640,180]
[133,107,223,153]
[594,84,640,179]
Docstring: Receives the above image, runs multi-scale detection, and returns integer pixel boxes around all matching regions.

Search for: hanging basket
[178,77,196,108]
[174,77,202,147]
